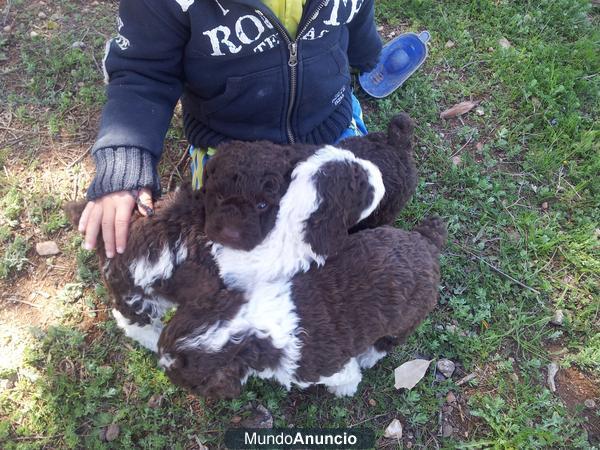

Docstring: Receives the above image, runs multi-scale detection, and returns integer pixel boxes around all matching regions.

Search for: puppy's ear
[63,200,87,227]
[201,157,217,193]
[303,161,377,257]
[261,174,282,197]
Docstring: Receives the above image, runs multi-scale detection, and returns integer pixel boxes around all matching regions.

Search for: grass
[0,0,598,448]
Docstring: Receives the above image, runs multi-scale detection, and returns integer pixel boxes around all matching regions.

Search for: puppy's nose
[220,227,241,241]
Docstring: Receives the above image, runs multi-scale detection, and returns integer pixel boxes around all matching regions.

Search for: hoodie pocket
[295,43,352,137]
[195,65,286,142]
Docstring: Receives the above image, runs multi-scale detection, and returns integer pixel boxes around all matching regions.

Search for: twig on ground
[67,144,93,169]
[349,413,389,428]
[167,148,191,191]
[0,434,61,443]
[5,297,41,309]
[460,245,541,295]
[456,373,477,386]
[2,0,11,26]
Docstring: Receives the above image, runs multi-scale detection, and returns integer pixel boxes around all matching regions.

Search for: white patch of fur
[158,351,176,369]
[211,146,380,290]
[125,293,176,321]
[177,281,304,389]
[175,240,188,265]
[112,309,162,352]
[320,358,362,397]
[129,245,174,290]
[357,346,387,369]
[352,158,386,222]
[129,239,187,292]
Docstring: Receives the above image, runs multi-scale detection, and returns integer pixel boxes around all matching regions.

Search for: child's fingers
[136,188,154,217]
[78,201,94,232]
[84,203,103,251]
[101,205,116,259]
[115,204,132,254]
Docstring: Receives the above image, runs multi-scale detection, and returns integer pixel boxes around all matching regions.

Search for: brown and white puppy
[158,217,446,399]
[204,114,417,290]
[65,185,221,351]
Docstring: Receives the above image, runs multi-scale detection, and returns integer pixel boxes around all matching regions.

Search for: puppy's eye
[256,201,268,211]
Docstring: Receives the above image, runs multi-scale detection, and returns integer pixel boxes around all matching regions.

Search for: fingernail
[83,242,92,251]
[116,246,124,254]
[106,251,114,259]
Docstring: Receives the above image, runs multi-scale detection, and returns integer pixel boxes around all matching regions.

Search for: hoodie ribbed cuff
[86,146,161,201]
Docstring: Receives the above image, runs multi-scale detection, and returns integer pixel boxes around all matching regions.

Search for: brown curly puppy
[65,185,221,351]
[203,114,417,290]
[158,217,446,399]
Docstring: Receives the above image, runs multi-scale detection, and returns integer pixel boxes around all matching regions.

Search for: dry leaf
[440,101,478,119]
[394,359,432,390]
[498,37,511,49]
[384,419,403,439]
[547,362,559,392]
[104,424,120,442]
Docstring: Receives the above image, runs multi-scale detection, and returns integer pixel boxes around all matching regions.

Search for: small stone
[476,142,484,151]
[71,40,85,49]
[445,40,455,49]
[510,373,519,383]
[3,25,12,33]
[387,31,396,38]
[451,155,462,167]
[147,394,164,408]
[368,398,377,407]
[239,405,273,429]
[584,399,596,409]
[442,423,454,438]
[38,12,47,19]
[230,415,242,424]
[541,201,549,210]
[437,359,456,378]
[547,362,559,392]
[104,424,120,442]
[406,442,413,448]
[376,25,384,32]
[36,241,60,256]
[550,309,564,326]
[446,392,457,403]
[498,37,511,49]
[476,107,485,116]
[30,31,39,38]
[384,419,403,439]
[488,47,494,52]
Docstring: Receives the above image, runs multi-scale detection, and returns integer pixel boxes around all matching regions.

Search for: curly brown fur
[203,114,416,256]
[158,217,446,399]
[64,185,221,350]
[339,113,417,232]
[202,141,313,250]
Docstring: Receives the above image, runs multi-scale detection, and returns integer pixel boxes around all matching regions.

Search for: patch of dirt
[440,391,483,442]
[555,367,600,443]
[0,249,81,370]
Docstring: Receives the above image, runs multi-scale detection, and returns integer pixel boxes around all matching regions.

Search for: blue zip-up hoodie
[87,0,381,200]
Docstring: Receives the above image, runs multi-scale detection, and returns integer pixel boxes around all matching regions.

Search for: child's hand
[78,188,153,258]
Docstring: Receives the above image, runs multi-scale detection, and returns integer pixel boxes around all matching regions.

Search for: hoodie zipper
[265,0,328,144]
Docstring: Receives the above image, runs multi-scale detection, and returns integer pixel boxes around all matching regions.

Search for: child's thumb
[136,188,154,217]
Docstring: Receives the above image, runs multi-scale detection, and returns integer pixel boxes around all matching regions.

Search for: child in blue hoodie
[79,0,381,258]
